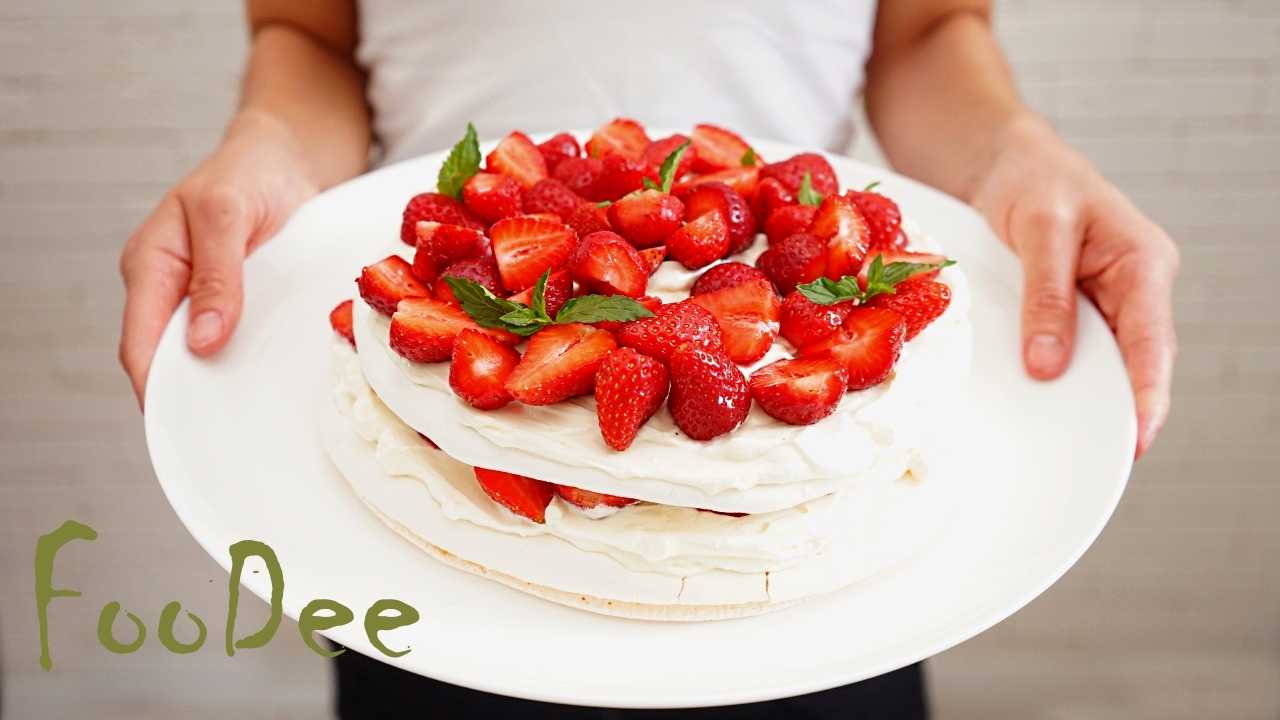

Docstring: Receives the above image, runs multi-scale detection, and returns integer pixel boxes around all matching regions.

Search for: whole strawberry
[462,172,524,224]
[594,348,670,451]
[536,132,581,173]
[668,344,752,441]
[845,189,903,250]
[400,192,486,243]
[690,262,772,296]
[522,177,589,221]
[866,277,952,340]
[779,290,853,347]
[755,232,828,295]
[666,210,729,269]
[617,302,725,365]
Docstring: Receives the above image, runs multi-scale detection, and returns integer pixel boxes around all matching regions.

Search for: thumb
[1014,206,1080,380]
[183,190,252,356]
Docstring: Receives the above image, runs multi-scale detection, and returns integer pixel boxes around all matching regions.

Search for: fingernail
[188,311,223,350]
[1026,334,1065,377]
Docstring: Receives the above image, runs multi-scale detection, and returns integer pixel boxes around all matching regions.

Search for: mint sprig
[796,254,956,306]
[656,140,691,193]
[741,147,757,167]
[436,123,481,200]
[443,271,655,336]
[797,172,823,206]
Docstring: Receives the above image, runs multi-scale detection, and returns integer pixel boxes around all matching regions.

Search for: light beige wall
[0,1,1276,719]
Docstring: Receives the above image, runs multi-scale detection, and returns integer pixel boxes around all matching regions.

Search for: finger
[183,188,254,356]
[120,194,193,409]
[1012,203,1081,380]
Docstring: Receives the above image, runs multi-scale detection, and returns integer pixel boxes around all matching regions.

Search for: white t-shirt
[357,0,878,164]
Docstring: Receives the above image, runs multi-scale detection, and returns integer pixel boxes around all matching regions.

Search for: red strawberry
[591,295,662,334]
[751,176,796,222]
[617,302,724,365]
[641,134,697,183]
[411,243,440,285]
[779,290,853,347]
[594,347,670,451]
[536,132,581,173]
[358,255,432,315]
[764,204,818,246]
[857,249,949,285]
[504,323,618,405]
[668,344,752,441]
[462,172,524,224]
[567,202,612,238]
[585,118,650,161]
[689,124,754,173]
[798,307,905,390]
[637,246,666,275]
[521,178,588,221]
[489,216,578,292]
[508,269,572,318]
[484,131,547,190]
[866,278,952,340]
[808,195,869,280]
[748,358,849,425]
[755,232,828,295]
[690,262,772,296]
[759,153,838,196]
[449,328,521,410]
[474,468,555,523]
[687,278,780,364]
[677,181,758,256]
[846,190,903,250]
[673,166,760,199]
[607,189,684,249]
[400,192,485,243]
[568,231,648,298]
[594,154,646,201]
[553,157,605,201]
[433,256,508,305]
[389,296,516,363]
[666,210,729,270]
[418,222,488,267]
[554,485,636,510]
[330,299,355,346]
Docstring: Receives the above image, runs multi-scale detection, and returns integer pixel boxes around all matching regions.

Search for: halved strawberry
[666,210,729,270]
[504,323,618,405]
[751,176,796,222]
[449,328,521,410]
[594,347,670,451]
[866,277,952,340]
[417,222,488,267]
[330,299,355,346]
[553,157,605,201]
[568,231,648,298]
[690,262,772,296]
[690,124,754,173]
[617,302,724,365]
[358,255,432,315]
[522,178,588,221]
[585,118,650,161]
[668,344,752,441]
[755,232,828,295]
[474,468,555,523]
[433,256,508,305]
[798,307,905,390]
[846,189,903,250]
[677,181,758,256]
[484,131,547,190]
[748,358,849,425]
[508,269,572,318]
[779,290,854,347]
[536,132,581,173]
[389,296,516,363]
[489,216,578,292]
[591,295,662,334]
[672,166,759,199]
[607,189,684,249]
[400,192,485,243]
[462,172,524,224]
[411,243,440,286]
[808,195,869,280]
[554,485,636,510]
[764,204,818,246]
[641,134,697,182]
[567,201,612,237]
[594,154,646,201]
[687,278,780,364]
[857,249,949,285]
[759,153,838,196]
[637,246,666,276]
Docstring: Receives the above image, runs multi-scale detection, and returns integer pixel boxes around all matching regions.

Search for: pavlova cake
[321,119,972,620]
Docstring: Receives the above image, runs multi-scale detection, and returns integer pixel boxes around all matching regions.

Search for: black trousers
[335,649,928,720]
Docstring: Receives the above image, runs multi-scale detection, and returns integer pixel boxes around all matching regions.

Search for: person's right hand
[119,109,321,408]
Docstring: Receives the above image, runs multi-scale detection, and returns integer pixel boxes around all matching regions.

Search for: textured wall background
[0,1,1277,719]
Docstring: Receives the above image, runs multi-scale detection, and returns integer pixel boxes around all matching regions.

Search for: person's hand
[119,109,321,408]
[973,114,1180,458]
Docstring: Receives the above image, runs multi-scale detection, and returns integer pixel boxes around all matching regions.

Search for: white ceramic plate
[145,137,1135,708]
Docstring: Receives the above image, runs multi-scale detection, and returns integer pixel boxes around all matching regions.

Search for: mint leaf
[642,177,660,191]
[436,123,481,200]
[796,276,863,306]
[555,295,656,325]
[594,200,612,208]
[741,147,756,167]
[530,270,550,319]
[864,181,881,192]
[795,255,956,306]
[798,172,823,206]
[443,276,524,329]
[658,140,691,193]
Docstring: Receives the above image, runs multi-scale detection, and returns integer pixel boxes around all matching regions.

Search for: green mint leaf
[658,140,691,193]
[499,307,542,327]
[863,181,881,192]
[642,177,660,191]
[798,172,824,206]
[444,275,525,330]
[796,276,863,306]
[740,147,756,167]
[860,254,957,301]
[554,295,656,325]
[530,271,550,319]
[436,123,481,200]
[594,200,612,208]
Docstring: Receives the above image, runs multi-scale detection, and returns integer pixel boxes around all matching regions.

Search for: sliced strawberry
[668,344,752,441]
[449,328,521,410]
[462,172,524,224]
[400,192,485,243]
[617,302,724,365]
[568,231,648,298]
[411,243,440,286]
[553,156,605,201]
[809,194,869,280]
[690,262,772,296]
[637,246,666,276]
[666,210,729,270]
[594,347,670,451]
[755,232,828,295]
[567,202,612,238]
[504,323,617,405]
[489,216,578,292]
[522,178,588,221]
[474,467,555,523]
[751,176,796,222]
[765,204,818,246]
[484,131,547,190]
[536,132,581,173]
[591,295,662,334]
[434,256,508,305]
[554,485,636,510]
[690,124,754,173]
[594,154,646,201]
[759,153,838,196]
[846,189,903,250]
[779,290,853,347]
[866,277,952,340]
[748,358,848,425]
[857,249,950,285]
[358,255,432,315]
[389,296,516,363]
[607,189,684,249]
[677,181,758,256]
[585,118,650,161]
[686,278,780,364]
[508,269,572,318]
[673,166,760,199]
[798,307,905,390]
[418,222,488,267]
[641,134,697,183]
[330,299,355,346]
